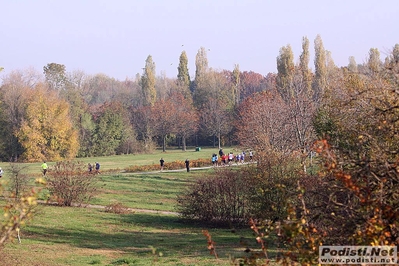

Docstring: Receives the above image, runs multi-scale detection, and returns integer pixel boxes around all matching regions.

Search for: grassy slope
[1,147,278,266]
[2,206,274,266]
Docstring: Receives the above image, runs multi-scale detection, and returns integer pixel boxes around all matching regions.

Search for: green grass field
[0,147,277,266]
[0,146,225,176]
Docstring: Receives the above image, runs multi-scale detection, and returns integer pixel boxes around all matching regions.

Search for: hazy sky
[1,0,398,81]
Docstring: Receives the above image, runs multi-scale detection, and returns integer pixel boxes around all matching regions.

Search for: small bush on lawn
[176,151,302,227]
[46,160,98,206]
[177,168,257,226]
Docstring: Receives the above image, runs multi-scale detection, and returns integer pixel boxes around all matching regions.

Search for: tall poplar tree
[232,64,241,106]
[299,36,312,94]
[193,47,208,93]
[177,50,191,99]
[392,44,399,64]
[348,56,358,72]
[276,44,295,100]
[141,55,156,106]
[367,48,381,74]
[313,35,327,101]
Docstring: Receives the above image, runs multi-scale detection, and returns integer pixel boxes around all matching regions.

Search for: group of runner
[212,149,253,166]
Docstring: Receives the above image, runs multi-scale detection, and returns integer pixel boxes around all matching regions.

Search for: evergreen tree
[92,104,124,156]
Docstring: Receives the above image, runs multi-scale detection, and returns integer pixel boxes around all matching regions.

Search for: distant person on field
[160,158,165,171]
[0,167,3,178]
[95,162,100,174]
[221,154,227,166]
[212,154,217,166]
[236,153,241,164]
[249,150,253,162]
[41,161,48,176]
[88,163,93,173]
[219,148,224,157]
[185,159,190,172]
[241,151,245,163]
[228,152,234,166]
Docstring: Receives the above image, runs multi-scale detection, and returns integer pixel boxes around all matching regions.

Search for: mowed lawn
[1,207,270,266]
[91,171,206,212]
[1,147,276,266]
[3,147,225,176]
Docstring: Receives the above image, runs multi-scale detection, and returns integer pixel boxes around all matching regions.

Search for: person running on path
[185,159,190,172]
[228,152,234,166]
[160,158,165,171]
[41,161,48,176]
[95,162,100,174]
[249,150,254,162]
[211,154,216,166]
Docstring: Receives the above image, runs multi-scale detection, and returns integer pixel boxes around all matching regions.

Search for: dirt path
[37,200,179,216]
[128,161,255,175]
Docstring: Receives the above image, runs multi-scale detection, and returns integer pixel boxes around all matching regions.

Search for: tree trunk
[162,135,166,152]
[182,135,186,151]
[218,131,221,149]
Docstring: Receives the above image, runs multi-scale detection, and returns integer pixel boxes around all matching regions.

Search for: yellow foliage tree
[16,85,79,162]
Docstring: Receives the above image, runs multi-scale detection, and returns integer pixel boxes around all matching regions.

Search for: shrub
[177,168,256,226]
[0,177,44,246]
[177,151,302,227]
[45,160,98,206]
[244,150,302,221]
[6,163,30,198]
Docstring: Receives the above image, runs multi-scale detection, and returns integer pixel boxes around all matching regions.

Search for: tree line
[177,38,399,262]
[0,35,398,163]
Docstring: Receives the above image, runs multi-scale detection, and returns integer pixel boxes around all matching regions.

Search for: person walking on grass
[160,158,165,171]
[185,158,190,172]
[41,161,48,176]
[0,167,3,178]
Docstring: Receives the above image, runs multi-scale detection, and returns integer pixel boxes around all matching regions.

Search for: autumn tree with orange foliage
[308,62,399,244]
[16,84,79,162]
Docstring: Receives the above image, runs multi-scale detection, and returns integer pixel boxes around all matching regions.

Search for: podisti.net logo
[319,246,397,264]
